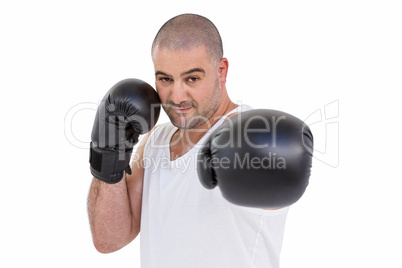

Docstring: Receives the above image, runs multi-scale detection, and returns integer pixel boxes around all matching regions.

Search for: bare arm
[88,131,152,253]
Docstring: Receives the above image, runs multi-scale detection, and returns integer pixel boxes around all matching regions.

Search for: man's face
[152,46,223,129]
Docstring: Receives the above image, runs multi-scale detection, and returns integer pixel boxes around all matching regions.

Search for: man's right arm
[87,79,160,253]
[88,131,152,253]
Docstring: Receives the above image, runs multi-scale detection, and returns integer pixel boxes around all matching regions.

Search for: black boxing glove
[197,109,313,208]
[90,78,160,184]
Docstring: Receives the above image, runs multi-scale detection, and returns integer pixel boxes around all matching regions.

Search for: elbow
[90,223,140,253]
[92,239,123,254]
[94,246,111,254]
[92,232,138,254]
[93,242,115,254]
[93,242,123,254]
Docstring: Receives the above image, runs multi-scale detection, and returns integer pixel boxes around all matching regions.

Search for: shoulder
[224,104,254,120]
[141,122,177,155]
[145,122,176,145]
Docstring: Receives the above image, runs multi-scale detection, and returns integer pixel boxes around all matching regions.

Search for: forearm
[88,175,137,253]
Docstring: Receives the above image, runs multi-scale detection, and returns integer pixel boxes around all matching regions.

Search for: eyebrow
[155,68,206,77]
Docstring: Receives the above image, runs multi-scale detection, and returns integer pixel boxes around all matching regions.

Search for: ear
[217,58,229,85]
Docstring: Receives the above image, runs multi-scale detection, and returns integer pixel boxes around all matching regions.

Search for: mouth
[174,107,192,114]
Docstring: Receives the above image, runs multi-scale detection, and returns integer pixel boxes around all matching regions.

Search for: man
[88,14,311,268]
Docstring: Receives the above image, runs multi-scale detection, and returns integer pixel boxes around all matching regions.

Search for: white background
[1,0,401,267]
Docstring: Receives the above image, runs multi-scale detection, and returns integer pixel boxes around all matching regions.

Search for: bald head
[152,14,223,64]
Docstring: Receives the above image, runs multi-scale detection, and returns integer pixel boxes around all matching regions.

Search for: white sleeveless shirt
[140,105,289,268]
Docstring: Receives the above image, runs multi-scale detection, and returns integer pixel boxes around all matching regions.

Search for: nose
[169,81,188,106]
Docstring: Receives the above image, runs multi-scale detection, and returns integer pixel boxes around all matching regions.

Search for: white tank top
[140,105,289,268]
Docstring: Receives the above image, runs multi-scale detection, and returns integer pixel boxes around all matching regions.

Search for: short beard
[164,78,222,130]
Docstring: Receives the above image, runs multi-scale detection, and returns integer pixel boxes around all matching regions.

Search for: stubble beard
[164,79,222,130]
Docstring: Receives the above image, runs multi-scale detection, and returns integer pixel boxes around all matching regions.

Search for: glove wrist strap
[89,142,133,184]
